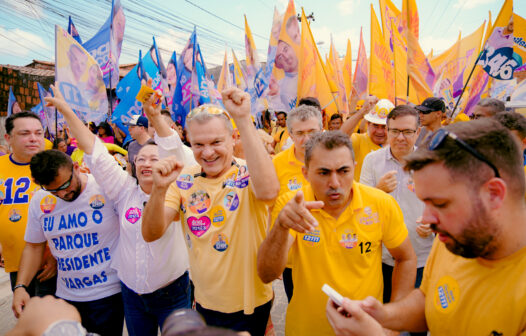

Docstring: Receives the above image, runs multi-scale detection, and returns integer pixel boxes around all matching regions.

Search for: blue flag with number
[68,16,82,44]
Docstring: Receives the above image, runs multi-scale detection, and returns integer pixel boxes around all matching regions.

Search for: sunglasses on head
[428,128,500,178]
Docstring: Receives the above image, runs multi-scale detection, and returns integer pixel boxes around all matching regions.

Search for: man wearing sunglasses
[326,119,526,335]
[12,150,123,335]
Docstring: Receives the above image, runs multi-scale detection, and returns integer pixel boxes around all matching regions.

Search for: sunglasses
[186,105,230,121]
[41,167,74,192]
[428,129,500,178]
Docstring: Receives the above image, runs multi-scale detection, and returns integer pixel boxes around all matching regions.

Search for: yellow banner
[391,18,420,104]
[342,39,353,102]
[370,4,395,103]
[231,49,247,91]
[402,0,419,40]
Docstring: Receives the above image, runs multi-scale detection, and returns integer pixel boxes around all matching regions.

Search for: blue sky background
[0,0,524,69]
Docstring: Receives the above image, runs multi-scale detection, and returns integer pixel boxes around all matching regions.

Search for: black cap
[415,97,446,113]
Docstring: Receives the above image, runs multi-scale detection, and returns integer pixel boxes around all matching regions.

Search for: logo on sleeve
[40,195,57,214]
[89,195,105,209]
[434,275,459,313]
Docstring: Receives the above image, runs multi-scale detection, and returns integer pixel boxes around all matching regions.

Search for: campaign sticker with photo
[8,209,21,222]
[210,205,226,227]
[176,174,194,190]
[212,233,229,252]
[222,172,236,189]
[125,207,142,224]
[223,191,239,211]
[188,190,211,214]
[187,216,211,237]
[89,194,105,209]
[40,195,57,214]
[235,165,249,188]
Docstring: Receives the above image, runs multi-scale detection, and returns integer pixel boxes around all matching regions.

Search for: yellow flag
[328,35,349,114]
[402,0,419,40]
[379,0,402,46]
[244,15,260,75]
[342,39,353,101]
[391,18,420,104]
[217,49,232,93]
[370,4,395,102]
[231,49,247,91]
[513,13,526,69]
[353,27,368,100]
[297,8,337,118]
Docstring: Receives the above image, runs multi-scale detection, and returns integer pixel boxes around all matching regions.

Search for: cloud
[0,26,51,58]
[4,0,45,19]
[453,0,493,10]
[337,0,356,16]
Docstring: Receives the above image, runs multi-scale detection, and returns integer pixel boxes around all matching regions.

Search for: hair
[53,138,66,149]
[97,122,113,136]
[261,109,272,126]
[276,111,287,119]
[30,150,73,186]
[387,105,420,128]
[476,98,505,116]
[5,112,42,135]
[186,105,233,135]
[330,114,343,122]
[160,109,172,118]
[493,111,526,139]
[304,131,355,167]
[287,105,323,134]
[405,118,525,198]
[298,97,322,111]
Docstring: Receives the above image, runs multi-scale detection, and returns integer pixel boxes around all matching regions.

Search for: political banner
[353,27,368,100]
[68,16,82,44]
[7,86,21,116]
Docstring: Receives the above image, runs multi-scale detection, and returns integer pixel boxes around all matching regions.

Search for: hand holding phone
[322,284,344,307]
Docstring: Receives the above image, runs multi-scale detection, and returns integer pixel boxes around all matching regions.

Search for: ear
[72,161,80,173]
[4,133,10,145]
[302,165,308,180]
[482,178,507,211]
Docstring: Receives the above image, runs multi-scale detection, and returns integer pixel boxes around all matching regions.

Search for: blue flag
[172,30,196,127]
[7,86,20,116]
[166,51,177,110]
[68,16,82,44]
[82,0,125,88]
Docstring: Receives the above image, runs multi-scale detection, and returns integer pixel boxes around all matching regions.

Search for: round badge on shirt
[212,233,229,252]
[8,208,21,222]
[40,195,57,214]
[210,205,226,227]
[177,174,194,190]
[188,190,211,214]
[89,195,105,209]
[223,191,239,211]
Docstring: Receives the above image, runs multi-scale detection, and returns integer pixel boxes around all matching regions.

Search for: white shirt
[84,132,195,294]
[360,146,434,268]
[26,175,121,301]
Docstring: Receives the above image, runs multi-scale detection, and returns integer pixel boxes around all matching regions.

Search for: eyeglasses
[186,104,230,121]
[41,167,74,192]
[388,128,417,137]
[428,129,500,178]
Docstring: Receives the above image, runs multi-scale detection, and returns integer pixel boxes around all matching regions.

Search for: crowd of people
[0,82,525,336]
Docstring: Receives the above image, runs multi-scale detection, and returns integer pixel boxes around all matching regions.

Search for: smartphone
[322,284,344,307]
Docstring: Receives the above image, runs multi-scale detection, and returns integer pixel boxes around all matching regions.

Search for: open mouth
[141,169,152,176]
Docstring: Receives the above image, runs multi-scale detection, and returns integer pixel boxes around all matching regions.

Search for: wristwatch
[13,284,28,291]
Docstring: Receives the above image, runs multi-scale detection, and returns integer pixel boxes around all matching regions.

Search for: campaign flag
[342,39,353,102]
[244,16,267,114]
[172,29,196,126]
[7,86,21,116]
[379,0,402,52]
[406,27,436,99]
[514,14,526,69]
[68,16,82,44]
[231,49,247,90]
[269,0,300,112]
[370,5,395,103]
[264,7,283,93]
[82,0,125,88]
[297,8,337,119]
[402,0,419,40]
[464,66,490,116]
[166,51,177,109]
[353,27,368,100]
[391,18,419,104]
[328,35,349,115]
[217,49,232,93]
[151,36,170,107]
[55,25,108,124]
[36,83,61,134]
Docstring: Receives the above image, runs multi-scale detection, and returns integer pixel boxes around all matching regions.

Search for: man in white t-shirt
[12,150,123,336]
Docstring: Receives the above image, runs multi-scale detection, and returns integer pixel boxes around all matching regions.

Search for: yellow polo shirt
[421,240,526,335]
[272,144,308,197]
[351,133,381,181]
[272,127,289,154]
[165,159,273,314]
[272,183,407,336]
[0,155,42,272]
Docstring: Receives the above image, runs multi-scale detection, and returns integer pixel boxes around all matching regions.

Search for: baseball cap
[415,97,446,114]
[364,99,394,125]
[126,115,149,128]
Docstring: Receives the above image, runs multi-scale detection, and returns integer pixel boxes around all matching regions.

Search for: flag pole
[449,52,482,118]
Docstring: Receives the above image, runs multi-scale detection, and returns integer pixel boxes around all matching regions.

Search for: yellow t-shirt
[44,138,53,150]
[273,183,408,336]
[421,240,526,335]
[272,127,289,154]
[0,155,42,272]
[351,133,381,181]
[272,144,308,197]
[165,159,273,314]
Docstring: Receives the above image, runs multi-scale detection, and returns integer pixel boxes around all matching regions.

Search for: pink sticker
[125,207,142,224]
[187,216,211,237]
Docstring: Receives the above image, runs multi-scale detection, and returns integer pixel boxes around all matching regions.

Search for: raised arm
[45,83,97,155]
[221,87,279,201]
[141,156,183,242]
[340,95,378,136]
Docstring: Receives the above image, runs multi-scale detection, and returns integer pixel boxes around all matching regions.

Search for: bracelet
[13,284,28,291]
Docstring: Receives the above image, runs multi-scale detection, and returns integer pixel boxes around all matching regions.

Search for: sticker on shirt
[433,275,459,313]
[235,165,249,188]
[406,177,415,193]
[210,205,226,227]
[222,172,237,189]
[338,230,359,249]
[212,233,229,252]
[125,207,142,224]
[40,195,57,214]
[223,191,239,211]
[187,216,211,237]
[287,178,302,191]
[89,195,105,209]
[188,190,211,214]
[359,206,379,226]
[8,209,21,222]
[302,229,321,246]
[176,174,194,190]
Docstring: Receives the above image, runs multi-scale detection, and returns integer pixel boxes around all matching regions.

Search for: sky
[0,0,524,70]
